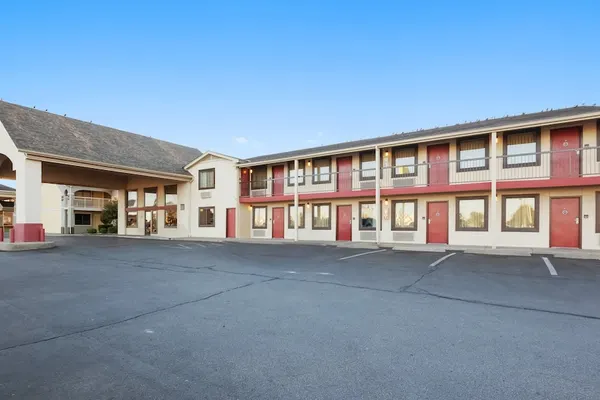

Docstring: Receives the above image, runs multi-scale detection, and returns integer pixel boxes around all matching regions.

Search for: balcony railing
[71,196,111,209]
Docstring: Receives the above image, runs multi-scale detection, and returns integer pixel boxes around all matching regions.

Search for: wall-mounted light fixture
[384,151,389,157]
[496,137,499,144]
[384,199,389,206]
[307,160,311,167]
[242,169,247,174]
[250,168,253,173]
[248,205,252,210]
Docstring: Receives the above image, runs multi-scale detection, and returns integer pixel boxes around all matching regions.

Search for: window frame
[359,151,376,181]
[252,206,268,229]
[312,157,332,184]
[358,201,383,231]
[455,196,489,232]
[391,146,418,178]
[250,166,268,190]
[198,168,216,190]
[126,189,138,208]
[501,194,540,232]
[143,187,158,207]
[74,213,92,226]
[126,212,138,228]
[198,206,216,227]
[164,184,178,206]
[502,128,541,168]
[312,203,332,230]
[391,199,418,231]
[456,135,489,172]
[287,161,306,187]
[287,204,305,229]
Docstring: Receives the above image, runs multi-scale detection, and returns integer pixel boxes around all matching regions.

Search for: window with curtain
[251,167,267,190]
[312,158,331,183]
[287,161,305,186]
[74,213,91,226]
[199,207,215,227]
[252,206,267,228]
[457,197,487,230]
[312,203,331,229]
[288,204,305,229]
[392,200,417,230]
[198,169,216,189]
[393,147,417,177]
[505,131,539,167]
[458,138,487,171]
[503,195,538,231]
[360,151,376,180]
[359,202,376,230]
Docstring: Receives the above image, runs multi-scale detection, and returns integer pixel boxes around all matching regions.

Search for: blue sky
[1,0,599,178]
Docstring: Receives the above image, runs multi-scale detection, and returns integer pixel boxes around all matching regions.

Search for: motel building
[2,100,600,251]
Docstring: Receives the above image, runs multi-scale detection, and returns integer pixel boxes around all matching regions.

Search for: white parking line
[338,249,386,260]
[194,243,206,248]
[429,252,456,268]
[317,272,333,276]
[542,256,558,276]
[284,271,297,274]
[177,244,192,250]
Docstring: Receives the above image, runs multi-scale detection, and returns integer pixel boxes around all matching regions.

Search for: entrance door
[226,208,236,238]
[337,157,353,192]
[145,211,158,235]
[272,207,284,238]
[336,205,352,241]
[240,168,250,197]
[272,166,285,196]
[428,144,449,185]
[551,127,580,178]
[550,197,580,248]
[427,201,448,244]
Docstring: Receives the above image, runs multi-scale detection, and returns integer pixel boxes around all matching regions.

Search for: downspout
[188,177,193,237]
[490,132,498,249]
[375,145,381,245]
[294,159,299,242]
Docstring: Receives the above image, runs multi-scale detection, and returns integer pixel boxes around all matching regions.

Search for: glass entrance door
[145,210,158,235]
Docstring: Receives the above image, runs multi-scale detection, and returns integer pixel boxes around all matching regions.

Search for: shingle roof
[0,184,15,191]
[243,106,600,164]
[0,101,202,176]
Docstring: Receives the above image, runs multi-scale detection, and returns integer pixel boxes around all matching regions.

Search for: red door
[428,144,449,185]
[551,127,580,178]
[226,208,236,238]
[336,205,352,241]
[240,168,250,197]
[336,157,353,192]
[427,201,448,244]
[272,166,285,196]
[550,198,580,248]
[272,207,284,238]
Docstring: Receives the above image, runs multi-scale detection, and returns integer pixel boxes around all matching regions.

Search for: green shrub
[87,228,97,234]
[107,226,118,234]
[98,227,108,234]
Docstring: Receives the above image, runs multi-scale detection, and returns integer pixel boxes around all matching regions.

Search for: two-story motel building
[1,100,600,250]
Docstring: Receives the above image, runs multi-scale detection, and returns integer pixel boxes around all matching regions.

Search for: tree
[101,200,118,226]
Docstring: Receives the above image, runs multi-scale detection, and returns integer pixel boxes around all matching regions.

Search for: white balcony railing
[71,196,111,209]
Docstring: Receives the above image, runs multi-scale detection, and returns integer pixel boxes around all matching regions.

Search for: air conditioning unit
[393,232,415,242]
[359,231,376,241]
[393,178,416,188]
[359,180,376,190]
[200,192,212,199]
[253,230,266,237]
[251,189,267,197]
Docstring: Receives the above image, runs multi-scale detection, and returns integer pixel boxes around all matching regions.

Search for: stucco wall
[41,183,63,233]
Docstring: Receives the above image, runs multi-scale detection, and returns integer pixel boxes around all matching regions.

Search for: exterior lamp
[307,160,311,167]
[384,151,389,157]
[384,199,389,206]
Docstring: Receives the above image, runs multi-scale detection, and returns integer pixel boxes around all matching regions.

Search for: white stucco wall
[41,184,63,233]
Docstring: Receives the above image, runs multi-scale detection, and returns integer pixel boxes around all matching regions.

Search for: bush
[107,226,118,234]
[98,227,108,234]
[98,224,110,230]
[87,228,97,234]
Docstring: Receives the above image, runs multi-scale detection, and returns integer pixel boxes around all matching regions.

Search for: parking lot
[1,236,599,399]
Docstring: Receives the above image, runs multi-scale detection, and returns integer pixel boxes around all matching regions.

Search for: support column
[294,159,299,242]
[117,189,127,235]
[14,159,44,242]
[67,186,74,234]
[375,146,381,245]
[490,132,498,249]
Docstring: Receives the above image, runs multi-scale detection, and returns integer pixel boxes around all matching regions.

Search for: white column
[375,146,381,244]
[67,186,74,233]
[294,159,299,242]
[117,189,126,235]
[490,132,498,249]
[15,159,42,223]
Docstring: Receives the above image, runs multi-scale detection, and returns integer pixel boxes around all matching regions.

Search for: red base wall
[12,223,45,243]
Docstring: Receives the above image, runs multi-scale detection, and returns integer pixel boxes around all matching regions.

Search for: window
[287,161,306,186]
[252,206,267,229]
[312,203,331,229]
[288,204,305,228]
[164,185,178,228]
[2,211,13,226]
[504,129,540,167]
[360,151,376,180]
[312,158,331,184]
[144,187,157,207]
[127,212,138,228]
[502,195,539,232]
[392,200,417,230]
[251,166,267,190]
[164,185,178,206]
[457,137,488,171]
[74,213,91,226]
[456,197,488,231]
[392,146,417,177]
[359,202,377,230]
[198,168,215,190]
[126,190,138,208]
[199,207,215,227]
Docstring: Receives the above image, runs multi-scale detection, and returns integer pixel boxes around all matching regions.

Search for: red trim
[497,176,600,190]
[239,194,294,204]
[125,205,177,212]
[12,223,45,243]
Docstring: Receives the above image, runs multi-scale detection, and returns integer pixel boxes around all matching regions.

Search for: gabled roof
[0,101,202,176]
[0,184,15,191]
[184,150,239,169]
[241,106,600,164]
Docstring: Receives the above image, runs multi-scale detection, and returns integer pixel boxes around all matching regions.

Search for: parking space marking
[338,249,386,260]
[429,252,456,268]
[317,272,333,276]
[194,243,207,248]
[541,257,558,276]
[285,271,297,274]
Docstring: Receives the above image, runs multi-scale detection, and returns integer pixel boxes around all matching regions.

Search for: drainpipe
[188,178,193,238]
[294,159,299,242]
[490,132,497,249]
[375,145,381,245]
[68,185,73,234]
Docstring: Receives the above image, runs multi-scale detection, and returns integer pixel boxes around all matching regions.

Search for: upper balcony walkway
[239,146,600,203]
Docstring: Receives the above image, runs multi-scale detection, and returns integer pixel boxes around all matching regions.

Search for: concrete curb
[0,241,56,252]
